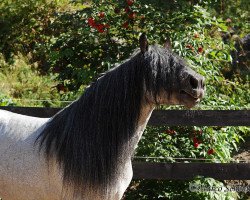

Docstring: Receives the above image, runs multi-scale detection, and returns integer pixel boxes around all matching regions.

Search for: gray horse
[0,34,205,200]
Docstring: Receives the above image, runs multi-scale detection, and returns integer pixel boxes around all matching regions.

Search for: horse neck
[132,101,155,151]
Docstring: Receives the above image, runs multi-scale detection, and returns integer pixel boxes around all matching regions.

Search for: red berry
[193,137,201,148]
[97,24,105,33]
[98,12,105,18]
[126,0,134,6]
[56,84,66,92]
[186,44,194,51]
[122,21,129,29]
[194,142,199,148]
[198,46,203,53]
[88,17,96,27]
[129,12,136,19]
[207,148,215,155]
[125,7,131,13]
[193,137,198,143]
[194,33,199,38]
[99,29,104,33]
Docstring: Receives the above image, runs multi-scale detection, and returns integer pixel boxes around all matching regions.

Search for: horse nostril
[189,76,199,89]
[201,79,205,89]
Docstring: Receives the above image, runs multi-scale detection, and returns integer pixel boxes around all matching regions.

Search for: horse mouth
[180,90,200,103]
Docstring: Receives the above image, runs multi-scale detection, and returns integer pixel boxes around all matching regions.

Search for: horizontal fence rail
[0,106,250,180]
[149,110,250,126]
[132,162,250,180]
[1,106,250,126]
[0,106,60,118]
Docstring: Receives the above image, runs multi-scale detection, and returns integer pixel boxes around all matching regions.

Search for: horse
[0,33,205,200]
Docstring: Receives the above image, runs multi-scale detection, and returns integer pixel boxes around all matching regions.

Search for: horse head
[139,33,205,108]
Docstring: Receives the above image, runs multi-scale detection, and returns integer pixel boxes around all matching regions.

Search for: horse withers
[0,34,205,200]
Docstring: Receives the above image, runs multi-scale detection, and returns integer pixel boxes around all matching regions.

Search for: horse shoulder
[0,110,63,200]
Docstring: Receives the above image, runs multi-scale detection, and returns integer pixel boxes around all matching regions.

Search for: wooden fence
[1,106,250,180]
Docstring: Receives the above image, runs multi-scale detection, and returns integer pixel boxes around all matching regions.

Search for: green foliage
[125,177,239,200]
[124,125,247,199]
[135,126,245,163]
[205,0,250,34]
[0,93,14,106]
[0,0,56,59]
[0,54,62,107]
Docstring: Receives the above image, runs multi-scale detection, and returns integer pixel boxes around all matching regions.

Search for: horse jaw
[144,90,184,107]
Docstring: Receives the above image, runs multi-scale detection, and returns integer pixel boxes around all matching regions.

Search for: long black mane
[36,45,182,198]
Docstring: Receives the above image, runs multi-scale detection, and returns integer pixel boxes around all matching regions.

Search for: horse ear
[139,33,149,54]
[164,38,172,49]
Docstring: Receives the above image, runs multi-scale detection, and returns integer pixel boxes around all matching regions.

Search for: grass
[0,53,62,107]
